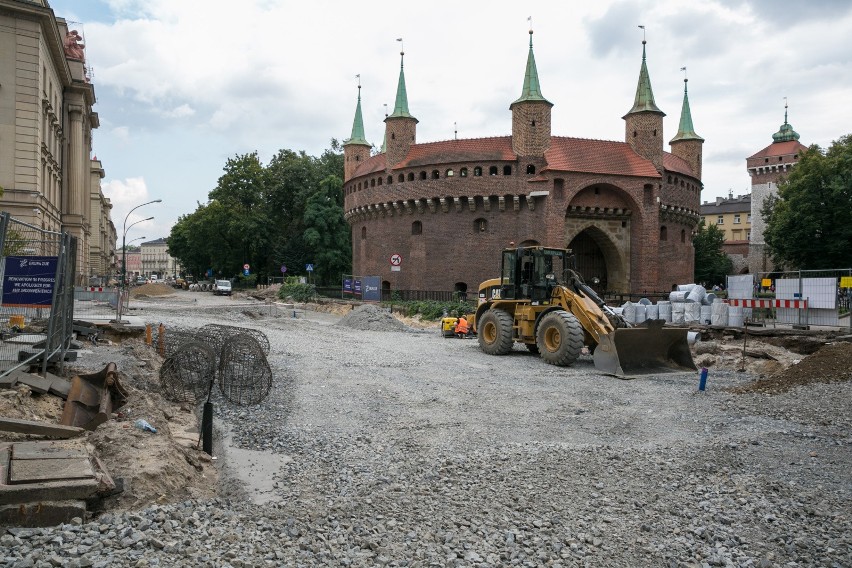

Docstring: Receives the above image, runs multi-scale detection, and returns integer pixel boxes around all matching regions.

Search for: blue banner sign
[343,278,353,295]
[2,256,58,308]
[362,276,381,302]
[353,279,362,297]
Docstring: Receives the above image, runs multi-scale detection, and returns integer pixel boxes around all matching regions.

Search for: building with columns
[343,32,704,295]
[746,108,808,274]
[140,238,176,279]
[0,0,114,282]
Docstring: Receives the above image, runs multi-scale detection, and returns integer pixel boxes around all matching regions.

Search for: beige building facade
[140,238,176,279]
[0,0,115,282]
[700,193,751,273]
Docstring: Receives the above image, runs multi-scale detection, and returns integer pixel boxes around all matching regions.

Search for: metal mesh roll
[217,333,272,406]
[159,341,216,403]
[200,323,270,356]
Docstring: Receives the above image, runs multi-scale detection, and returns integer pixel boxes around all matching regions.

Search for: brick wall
[511,101,552,157]
[624,112,664,171]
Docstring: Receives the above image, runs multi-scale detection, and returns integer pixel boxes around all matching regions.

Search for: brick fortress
[342,32,704,296]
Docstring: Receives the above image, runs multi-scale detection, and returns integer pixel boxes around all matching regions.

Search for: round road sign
[390,253,402,266]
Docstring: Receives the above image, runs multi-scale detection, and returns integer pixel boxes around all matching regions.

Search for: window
[716,215,724,225]
[660,226,668,241]
[420,171,427,180]
[377,177,382,186]
[387,176,393,185]
[361,227,366,240]
[411,221,422,235]
[526,164,536,174]
[681,229,686,243]
[747,214,751,223]
[370,179,375,187]
[460,168,468,177]
[446,169,454,177]
[733,214,741,224]
[503,165,512,175]
[407,173,414,181]
[489,166,498,176]
[473,167,482,176]
[474,218,487,232]
[432,170,439,179]
[399,174,405,183]
[747,231,751,241]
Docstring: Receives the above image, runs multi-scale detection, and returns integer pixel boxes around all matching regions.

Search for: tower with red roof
[746,105,808,272]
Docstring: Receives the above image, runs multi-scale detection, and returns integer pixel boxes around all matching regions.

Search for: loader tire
[536,310,583,366]
[477,309,514,355]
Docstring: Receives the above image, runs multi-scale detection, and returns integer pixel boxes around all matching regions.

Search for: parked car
[214,279,232,296]
[135,276,146,285]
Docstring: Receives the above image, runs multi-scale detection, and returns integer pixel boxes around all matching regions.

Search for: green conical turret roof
[388,51,416,120]
[625,41,664,116]
[512,30,552,106]
[344,84,370,147]
[670,78,704,143]
[772,104,800,142]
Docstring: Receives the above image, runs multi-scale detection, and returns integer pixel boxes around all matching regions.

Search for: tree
[762,134,852,269]
[693,220,732,286]
[302,175,351,285]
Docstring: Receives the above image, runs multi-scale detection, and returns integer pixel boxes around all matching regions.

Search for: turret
[623,39,665,171]
[510,29,552,158]
[384,49,418,169]
[669,76,704,179]
[343,81,371,182]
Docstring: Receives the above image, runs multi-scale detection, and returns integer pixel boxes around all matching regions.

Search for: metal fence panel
[0,212,76,377]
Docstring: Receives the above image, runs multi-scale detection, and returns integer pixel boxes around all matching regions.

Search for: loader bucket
[593,320,696,378]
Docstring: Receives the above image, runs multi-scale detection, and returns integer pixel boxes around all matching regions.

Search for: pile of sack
[619,283,741,327]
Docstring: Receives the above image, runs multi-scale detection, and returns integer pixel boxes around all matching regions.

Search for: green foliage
[278,280,316,303]
[1,229,27,256]
[763,134,852,269]
[386,299,476,321]
[693,220,733,286]
[167,141,350,283]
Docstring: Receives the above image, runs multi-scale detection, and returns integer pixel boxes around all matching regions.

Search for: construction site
[0,283,850,567]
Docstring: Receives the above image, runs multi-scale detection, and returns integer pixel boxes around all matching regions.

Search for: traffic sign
[390,253,402,266]
[281,265,287,273]
[243,269,250,276]
[306,264,314,272]
[243,263,250,270]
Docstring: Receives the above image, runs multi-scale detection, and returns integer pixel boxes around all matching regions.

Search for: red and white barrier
[725,298,808,309]
[86,287,104,292]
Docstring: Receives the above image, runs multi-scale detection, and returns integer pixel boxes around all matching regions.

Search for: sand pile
[336,304,414,332]
[731,341,852,394]
[130,283,176,298]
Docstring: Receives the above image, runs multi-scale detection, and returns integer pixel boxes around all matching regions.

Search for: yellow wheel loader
[471,246,696,378]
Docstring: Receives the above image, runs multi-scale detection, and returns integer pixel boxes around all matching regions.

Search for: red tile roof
[663,153,693,177]
[748,140,808,160]
[351,136,700,180]
[393,137,516,168]
[352,153,387,177]
[544,137,660,178]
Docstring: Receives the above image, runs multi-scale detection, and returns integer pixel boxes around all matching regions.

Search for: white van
[214,280,232,296]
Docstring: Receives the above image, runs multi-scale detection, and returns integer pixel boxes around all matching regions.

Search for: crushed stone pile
[130,283,176,298]
[336,304,414,332]
[731,340,852,394]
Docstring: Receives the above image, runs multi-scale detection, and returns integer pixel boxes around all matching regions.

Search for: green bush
[385,299,475,321]
[278,281,316,302]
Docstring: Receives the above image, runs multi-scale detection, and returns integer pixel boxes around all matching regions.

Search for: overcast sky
[48,0,852,242]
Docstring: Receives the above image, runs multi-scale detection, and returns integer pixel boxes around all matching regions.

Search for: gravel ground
[2,290,850,567]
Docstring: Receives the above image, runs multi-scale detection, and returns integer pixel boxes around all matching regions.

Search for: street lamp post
[120,199,162,290]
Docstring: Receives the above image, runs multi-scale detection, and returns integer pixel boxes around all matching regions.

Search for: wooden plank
[14,373,52,394]
[10,457,93,484]
[0,417,84,438]
[0,479,99,505]
[12,441,88,460]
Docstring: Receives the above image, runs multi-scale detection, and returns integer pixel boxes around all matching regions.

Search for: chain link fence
[0,212,77,377]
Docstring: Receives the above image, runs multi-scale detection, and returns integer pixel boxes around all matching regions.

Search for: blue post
[698,367,708,392]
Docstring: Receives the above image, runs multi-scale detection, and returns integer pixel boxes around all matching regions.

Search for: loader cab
[499,247,573,304]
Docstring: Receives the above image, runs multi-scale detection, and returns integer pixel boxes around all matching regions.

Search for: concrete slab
[0,500,87,527]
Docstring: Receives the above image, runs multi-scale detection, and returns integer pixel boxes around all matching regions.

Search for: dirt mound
[246,284,281,300]
[336,304,413,332]
[130,283,176,298]
[730,341,852,395]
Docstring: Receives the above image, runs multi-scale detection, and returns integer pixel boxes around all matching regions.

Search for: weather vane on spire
[680,66,687,82]
[528,16,532,31]
[383,103,388,118]
[396,37,404,55]
[638,24,646,42]
[356,74,361,89]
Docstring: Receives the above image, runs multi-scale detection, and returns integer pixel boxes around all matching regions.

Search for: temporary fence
[726,269,852,331]
[0,211,77,377]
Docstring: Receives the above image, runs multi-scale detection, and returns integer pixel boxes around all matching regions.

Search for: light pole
[121,199,161,289]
